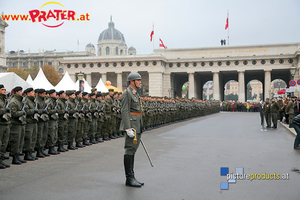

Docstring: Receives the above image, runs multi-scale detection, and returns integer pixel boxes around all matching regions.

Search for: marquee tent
[55,71,77,91]
[0,72,33,92]
[32,68,54,90]
[26,74,34,86]
[75,78,92,93]
[95,78,108,92]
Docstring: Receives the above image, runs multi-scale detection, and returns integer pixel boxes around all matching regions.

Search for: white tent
[55,71,77,91]
[95,78,108,92]
[26,74,34,86]
[75,78,92,93]
[32,68,54,90]
[0,72,33,92]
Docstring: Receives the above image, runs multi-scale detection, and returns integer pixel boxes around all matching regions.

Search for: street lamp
[290,64,296,79]
[78,71,84,92]
[168,88,171,98]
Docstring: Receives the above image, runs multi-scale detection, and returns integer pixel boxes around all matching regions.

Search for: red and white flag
[150,23,154,42]
[77,39,79,45]
[225,11,229,30]
[159,38,167,49]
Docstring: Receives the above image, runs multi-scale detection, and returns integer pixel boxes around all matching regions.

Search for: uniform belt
[130,112,142,116]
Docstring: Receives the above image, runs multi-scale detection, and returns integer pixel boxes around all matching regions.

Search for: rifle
[79,103,85,119]
[2,96,12,121]
[73,101,79,119]
[86,102,92,118]
[33,95,40,121]
[64,100,69,120]
[99,104,105,117]
[19,96,27,123]
[51,98,59,120]
[40,101,50,121]
[94,102,99,118]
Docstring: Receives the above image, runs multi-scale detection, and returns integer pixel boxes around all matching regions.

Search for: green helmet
[127,72,142,82]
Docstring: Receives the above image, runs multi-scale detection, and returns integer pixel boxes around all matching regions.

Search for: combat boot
[102,135,108,141]
[57,143,65,152]
[48,146,57,155]
[109,134,116,139]
[36,148,45,158]
[0,157,10,168]
[12,155,22,165]
[24,151,35,161]
[124,155,141,187]
[96,137,103,143]
[16,154,27,163]
[113,132,119,138]
[90,138,97,144]
[68,142,76,150]
[76,142,84,148]
[29,150,38,160]
[83,138,90,146]
[41,148,50,157]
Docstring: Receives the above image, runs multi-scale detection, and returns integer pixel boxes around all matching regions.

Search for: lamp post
[78,71,84,92]
[290,64,296,96]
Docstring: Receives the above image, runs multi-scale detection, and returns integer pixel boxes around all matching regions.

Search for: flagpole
[153,21,154,53]
[227,10,229,45]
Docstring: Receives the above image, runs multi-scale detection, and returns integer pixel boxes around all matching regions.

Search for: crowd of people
[220,101,261,112]
[0,83,220,169]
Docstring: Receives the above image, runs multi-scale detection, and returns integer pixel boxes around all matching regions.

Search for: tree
[7,67,29,80]
[225,93,238,101]
[26,65,39,79]
[42,65,60,86]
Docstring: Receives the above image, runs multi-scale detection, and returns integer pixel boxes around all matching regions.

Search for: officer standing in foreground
[120,72,144,187]
[263,98,271,128]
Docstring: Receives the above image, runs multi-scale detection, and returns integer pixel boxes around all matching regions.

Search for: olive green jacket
[119,86,143,133]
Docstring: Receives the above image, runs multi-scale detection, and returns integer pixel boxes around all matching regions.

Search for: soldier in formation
[0,83,220,168]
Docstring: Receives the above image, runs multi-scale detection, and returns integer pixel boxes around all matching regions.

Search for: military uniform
[120,72,144,188]
[23,88,39,160]
[263,100,271,127]
[270,99,279,128]
[57,92,69,152]
[9,87,26,165]
[0,88,11,168]
[45,90,59,154]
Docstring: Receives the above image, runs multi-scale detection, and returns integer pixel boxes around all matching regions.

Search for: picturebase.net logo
[1,1,90,28]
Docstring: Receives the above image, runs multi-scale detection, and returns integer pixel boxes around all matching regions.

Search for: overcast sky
[1,0,300,55]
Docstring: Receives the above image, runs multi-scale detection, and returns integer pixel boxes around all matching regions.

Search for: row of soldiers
[0,84,123,168]
[0,84,220,169]
[140,96,220,130]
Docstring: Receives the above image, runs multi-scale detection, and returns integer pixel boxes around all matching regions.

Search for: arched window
[106,47,110,55]
[120,50,123,55]
[116,47,118,55]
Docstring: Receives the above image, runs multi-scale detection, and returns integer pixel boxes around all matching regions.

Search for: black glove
[5,107,10,112]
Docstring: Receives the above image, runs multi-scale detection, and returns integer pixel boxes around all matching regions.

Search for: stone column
[163,72,171,97]
[238,70,245,102]
[213,72,220,100]
[264,70,271,99]
[188,72,195,98]
[149,71,163,97]
[101,73,107,83]
[86,73,92,86]
[116,72,122,90]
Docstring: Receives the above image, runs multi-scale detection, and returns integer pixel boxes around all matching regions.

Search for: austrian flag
[159,38,167,49]
[150,24,154,42]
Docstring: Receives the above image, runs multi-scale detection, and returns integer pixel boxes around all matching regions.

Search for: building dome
[85,43,95,54]
[97,16,128,56]
[98,18,125,42]
[128,46,136,55]
[128,46,136,51]
[86,43,94,48]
